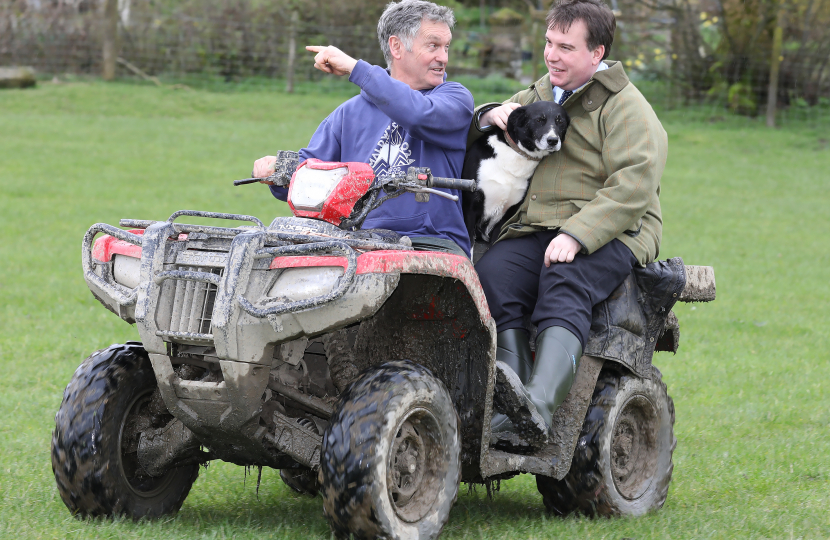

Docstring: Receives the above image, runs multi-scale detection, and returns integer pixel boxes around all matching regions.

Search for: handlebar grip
[234,171,286,187]
[430,177,477,192]
[233,178,261,186]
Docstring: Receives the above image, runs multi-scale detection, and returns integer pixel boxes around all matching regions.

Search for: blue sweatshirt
[271,60,474,255]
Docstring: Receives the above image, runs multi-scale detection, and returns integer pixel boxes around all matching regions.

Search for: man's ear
[389,36,404,61]
[592,45,605,66]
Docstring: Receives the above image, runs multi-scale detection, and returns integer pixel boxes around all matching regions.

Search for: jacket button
[588,100,593,105]
[673,293,677,297]
[650,337,655,342]
[531,194,537,200]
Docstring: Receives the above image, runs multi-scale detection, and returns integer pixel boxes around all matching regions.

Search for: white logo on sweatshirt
[369,122,415,177]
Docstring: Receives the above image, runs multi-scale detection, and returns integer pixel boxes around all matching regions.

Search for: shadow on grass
[130,476,557,538]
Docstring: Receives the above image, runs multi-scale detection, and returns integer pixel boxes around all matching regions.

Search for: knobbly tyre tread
[322,327,359,394]
[320,360,461,540]
[51,343,199,519]
[536,366,676,517]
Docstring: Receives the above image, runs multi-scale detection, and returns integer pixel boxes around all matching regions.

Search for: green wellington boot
[490,329,533,433]
[522,326,583,427]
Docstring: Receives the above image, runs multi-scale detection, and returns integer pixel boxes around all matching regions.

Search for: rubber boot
[491,329,533,433]
[522,326,582,428]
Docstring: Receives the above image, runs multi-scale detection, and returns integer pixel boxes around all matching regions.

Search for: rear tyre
[320,361,460,540]
[51,343,199,519]
[536,366,675,517]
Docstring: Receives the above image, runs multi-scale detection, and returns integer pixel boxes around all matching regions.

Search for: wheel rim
[117,390,179,498]
[610,394,659,500]
[386,407,446,523]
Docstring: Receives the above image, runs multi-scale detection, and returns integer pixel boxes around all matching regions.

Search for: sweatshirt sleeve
[466,86,535,147]
[269,115,343,201]
[348,60,473,150]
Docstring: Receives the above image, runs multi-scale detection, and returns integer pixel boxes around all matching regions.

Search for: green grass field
[1,78,828,539]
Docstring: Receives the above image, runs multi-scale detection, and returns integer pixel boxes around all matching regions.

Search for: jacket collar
[531,60,629,103]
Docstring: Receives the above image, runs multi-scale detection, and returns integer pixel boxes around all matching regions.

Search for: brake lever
[397,182,459,202]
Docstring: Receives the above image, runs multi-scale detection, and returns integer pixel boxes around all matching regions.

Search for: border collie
[462,101,570,249]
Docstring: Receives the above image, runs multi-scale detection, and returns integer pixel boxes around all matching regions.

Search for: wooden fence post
[102,0,118,81]
[766,7,784,128]
[286,11,299,94]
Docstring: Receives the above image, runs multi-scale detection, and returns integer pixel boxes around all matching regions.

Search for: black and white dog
[462,101,570,247]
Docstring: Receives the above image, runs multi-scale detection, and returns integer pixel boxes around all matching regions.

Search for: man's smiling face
[393,20,452,90]
[544,19,604,91]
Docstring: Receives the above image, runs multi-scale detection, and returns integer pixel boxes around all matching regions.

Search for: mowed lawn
[0,79,828,539]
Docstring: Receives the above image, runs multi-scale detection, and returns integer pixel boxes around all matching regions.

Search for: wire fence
[2,1,828,122]
[0,10,530,81]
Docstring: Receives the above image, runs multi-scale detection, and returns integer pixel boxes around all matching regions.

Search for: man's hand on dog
[545,233,581,266]
[479,103,522,130]
[307,45,358,76]
[252,155,277,184]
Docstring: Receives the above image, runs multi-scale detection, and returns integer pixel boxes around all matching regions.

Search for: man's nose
[437,47,448,64]
[545,46,558,62]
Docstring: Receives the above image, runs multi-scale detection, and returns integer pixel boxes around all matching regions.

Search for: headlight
[113,255,141,289]
[288,165,348,211]
[268,267,344,301]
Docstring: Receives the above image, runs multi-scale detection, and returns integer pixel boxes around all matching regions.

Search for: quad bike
[52,152,715,538]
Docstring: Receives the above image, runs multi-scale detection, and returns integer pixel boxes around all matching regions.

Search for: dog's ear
[508,107,529,129]
[555,112,570,136]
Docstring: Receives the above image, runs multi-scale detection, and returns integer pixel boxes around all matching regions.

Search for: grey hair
[377,0,455,67]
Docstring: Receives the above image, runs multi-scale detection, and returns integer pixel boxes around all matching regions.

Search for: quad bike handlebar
[234,151,477,195]
[233,152,476,231]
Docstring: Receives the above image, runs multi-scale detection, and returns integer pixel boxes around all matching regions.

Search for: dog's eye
[537,116,546,124]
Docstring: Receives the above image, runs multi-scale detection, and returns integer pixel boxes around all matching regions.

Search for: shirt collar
[552,61,608,104]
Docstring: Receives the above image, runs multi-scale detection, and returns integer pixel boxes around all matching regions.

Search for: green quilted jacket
[468,61,668,265]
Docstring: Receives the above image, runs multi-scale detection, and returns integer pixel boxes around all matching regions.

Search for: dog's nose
[547,137,559,147]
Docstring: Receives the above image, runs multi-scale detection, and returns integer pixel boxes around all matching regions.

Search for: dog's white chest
[477,137,539,223]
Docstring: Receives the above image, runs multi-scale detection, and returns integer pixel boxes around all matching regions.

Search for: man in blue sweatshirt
[252,0,475,257]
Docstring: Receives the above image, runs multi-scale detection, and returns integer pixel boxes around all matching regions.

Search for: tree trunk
[766,8,784,128]
[102,0,119,81]
[529,6,547,83]
[286,11,298,94]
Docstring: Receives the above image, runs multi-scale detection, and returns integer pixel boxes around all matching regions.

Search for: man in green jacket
[470,0,668,435]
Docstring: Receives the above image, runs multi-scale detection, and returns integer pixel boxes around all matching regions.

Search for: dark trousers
[475,231,637,348]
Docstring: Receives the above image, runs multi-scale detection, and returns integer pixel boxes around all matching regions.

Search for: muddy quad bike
[52,152,715,538]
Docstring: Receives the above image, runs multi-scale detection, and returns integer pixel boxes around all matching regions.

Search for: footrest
[492,361,549,448]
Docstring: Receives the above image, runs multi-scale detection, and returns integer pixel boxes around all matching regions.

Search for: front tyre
[536,366,676,517]
[320,361,460,540]
[51,343,199,519]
